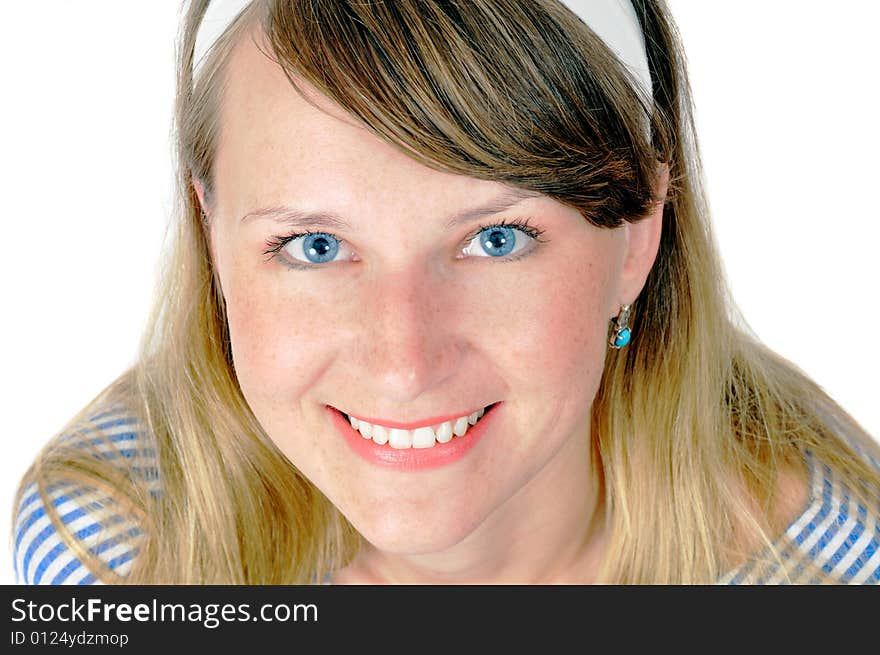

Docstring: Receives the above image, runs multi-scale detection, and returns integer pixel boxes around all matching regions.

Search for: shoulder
[12,404,159,585]
[784,447,880,584]
[720,445,880,585]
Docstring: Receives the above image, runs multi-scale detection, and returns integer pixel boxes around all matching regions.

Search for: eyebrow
[239,187,543,230]
[240,206,352,231]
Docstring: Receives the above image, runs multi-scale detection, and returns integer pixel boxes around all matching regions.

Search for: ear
[192,176,209,217]
[192,175,223,296]
[617,161,669,309]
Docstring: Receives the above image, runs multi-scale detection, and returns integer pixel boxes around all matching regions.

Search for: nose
[350,264,464,405]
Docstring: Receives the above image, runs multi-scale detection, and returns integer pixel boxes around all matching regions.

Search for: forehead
[214,26,510,216]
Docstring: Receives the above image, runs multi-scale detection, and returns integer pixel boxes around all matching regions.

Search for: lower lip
[328,403,500,472]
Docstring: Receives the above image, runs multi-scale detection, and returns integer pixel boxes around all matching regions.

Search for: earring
[608,304,632,349]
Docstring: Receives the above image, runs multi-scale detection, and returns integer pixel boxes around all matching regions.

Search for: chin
[339,497,486,557]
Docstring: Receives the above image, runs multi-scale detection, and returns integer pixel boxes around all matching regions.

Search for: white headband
[193,0,652,107]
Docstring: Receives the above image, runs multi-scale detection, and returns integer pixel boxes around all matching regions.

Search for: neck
[332,422,607,584]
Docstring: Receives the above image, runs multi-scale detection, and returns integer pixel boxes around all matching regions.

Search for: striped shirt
[13,406,159,585]
[12,407,880,584]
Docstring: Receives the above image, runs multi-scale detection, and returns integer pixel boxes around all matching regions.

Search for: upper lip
[333,404,493,430]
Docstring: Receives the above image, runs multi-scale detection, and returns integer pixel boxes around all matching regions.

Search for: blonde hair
[15,0,880,584]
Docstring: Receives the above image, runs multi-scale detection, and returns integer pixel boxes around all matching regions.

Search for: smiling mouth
[336,403,497,450]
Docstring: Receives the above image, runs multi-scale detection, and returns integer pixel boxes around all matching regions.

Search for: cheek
[471,246,619,400]
[219,260,343,409]
[538,265,610,390]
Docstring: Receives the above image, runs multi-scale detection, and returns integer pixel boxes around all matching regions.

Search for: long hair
[15,0,880,584]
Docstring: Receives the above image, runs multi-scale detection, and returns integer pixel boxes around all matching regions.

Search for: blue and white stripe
[718,448,880,585]
[13,406,159,585]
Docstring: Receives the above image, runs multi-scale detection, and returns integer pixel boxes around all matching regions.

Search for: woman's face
[200,31,664,555]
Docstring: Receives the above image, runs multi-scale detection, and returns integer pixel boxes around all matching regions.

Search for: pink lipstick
[328,402,499,472]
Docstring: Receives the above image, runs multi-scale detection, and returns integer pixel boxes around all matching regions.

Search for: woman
[12,0,880,584]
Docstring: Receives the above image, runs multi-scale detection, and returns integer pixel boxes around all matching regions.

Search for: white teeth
[412,427,436,449]
[435,421,453,443]
[388,428,412,449]
[371,424,389,445]
[345,407,490,449]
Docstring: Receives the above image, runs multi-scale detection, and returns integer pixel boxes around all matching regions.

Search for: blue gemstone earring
[608,304,632,349]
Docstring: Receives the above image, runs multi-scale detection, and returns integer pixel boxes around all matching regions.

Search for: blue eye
[264,219,546,269]
[286,232,341,264]
[461,223,541,259]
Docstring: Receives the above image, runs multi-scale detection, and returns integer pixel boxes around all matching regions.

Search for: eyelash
[261,217,548,269]
[262,232,330,262]
[463,217,547,263]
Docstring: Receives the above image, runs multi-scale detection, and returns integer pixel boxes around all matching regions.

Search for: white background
[1,2,877,584]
